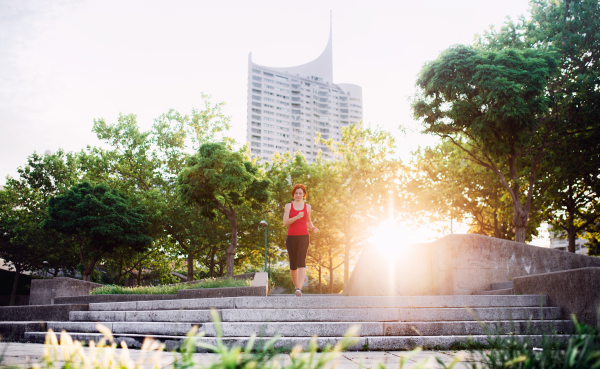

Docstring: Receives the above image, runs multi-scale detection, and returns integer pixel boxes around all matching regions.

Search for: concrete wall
[514,267,600,328]
[346,234,600,296]
[30,277,103,305]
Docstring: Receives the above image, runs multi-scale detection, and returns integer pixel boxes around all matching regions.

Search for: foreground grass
[90,277,251,295]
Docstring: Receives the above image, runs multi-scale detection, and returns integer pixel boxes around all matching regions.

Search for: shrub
[90,277,251,295]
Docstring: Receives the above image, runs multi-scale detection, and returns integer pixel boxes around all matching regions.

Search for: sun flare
[369,220,440,257]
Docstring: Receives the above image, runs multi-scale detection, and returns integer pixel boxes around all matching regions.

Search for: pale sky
[0,0,534,182]
[1,0,549,244]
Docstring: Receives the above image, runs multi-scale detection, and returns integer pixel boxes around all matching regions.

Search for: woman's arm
[307,204,319,232]
[283,203,303,226]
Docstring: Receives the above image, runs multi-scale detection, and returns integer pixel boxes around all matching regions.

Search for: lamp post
[259,220,268,272]
[43,261,49,279]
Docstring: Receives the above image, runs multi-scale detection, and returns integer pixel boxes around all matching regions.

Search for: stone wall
[513,267,600,328]
[346,234,600,296]
[29,277,103,305]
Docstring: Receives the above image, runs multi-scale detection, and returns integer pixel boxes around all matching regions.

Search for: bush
[90,277,251,295]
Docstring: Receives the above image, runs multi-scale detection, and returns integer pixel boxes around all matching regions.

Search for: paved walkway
[0,342,483,368]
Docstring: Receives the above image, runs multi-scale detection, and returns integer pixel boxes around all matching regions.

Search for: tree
[407,142,543,241]
[318,122,403,285]
[81,97,231,280]
[412,45,558,242]
[0,150,80,304]
[43,182,153,281]
[177,142,271,277]
[474,0,600,248]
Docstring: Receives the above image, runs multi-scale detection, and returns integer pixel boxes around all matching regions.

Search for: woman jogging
[282,183,318,297]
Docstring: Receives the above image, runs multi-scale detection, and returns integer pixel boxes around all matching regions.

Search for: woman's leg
[286,236,299,289]
[296,267,306,291]
[296,235,310,291]
[289,269,298,289]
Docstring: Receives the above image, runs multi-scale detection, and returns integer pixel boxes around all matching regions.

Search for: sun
[369,219,440,258]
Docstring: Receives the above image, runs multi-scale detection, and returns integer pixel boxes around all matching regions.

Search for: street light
[42,261,49,279]
[259,220,268,272]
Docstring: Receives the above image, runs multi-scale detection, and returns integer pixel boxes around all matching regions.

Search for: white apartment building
[246,17,363,163]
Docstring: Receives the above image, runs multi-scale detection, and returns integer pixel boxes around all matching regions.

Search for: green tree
[475,0,600,249]
[0,150,80,304]
[43,182,153,281]
[177,142,271,277]
[318,122,403,285]
[407,142,543,241]
[412,45,558,242]
[81,97,231,280]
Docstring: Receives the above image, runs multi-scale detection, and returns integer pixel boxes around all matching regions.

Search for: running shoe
[295,288,302,297]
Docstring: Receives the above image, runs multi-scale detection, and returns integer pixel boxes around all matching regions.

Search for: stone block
[398,307,562,321]
[222,308,398,322]
[410,295,547,308]
[383,320,572,336]
[124,310,215,322]
[346,234,600,296]
[137,297,235,311]
[0,322,46,341]
[0,304,88,321]
[30,277,102,305]
[89,301,138,311]
[70,311,126,322]
[233,296,410,309]
[54,294,176,305]
[513,267,600,328]
[176,286,266,299]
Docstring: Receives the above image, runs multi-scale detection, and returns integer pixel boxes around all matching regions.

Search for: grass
[89,277,252,295]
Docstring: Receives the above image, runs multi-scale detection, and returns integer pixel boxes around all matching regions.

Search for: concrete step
[45,319,573,338]
[88,295,549,312]
[492,281,514,290]
[399,307,562,321]
[71,308,400,323]
[73,305,561,323]
[23,331,570,351]
[473,289,514,295]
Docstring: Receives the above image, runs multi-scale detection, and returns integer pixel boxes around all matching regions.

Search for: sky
[0,0,549,244]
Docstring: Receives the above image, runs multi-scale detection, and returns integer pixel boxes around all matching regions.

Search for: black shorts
[286,235,309,270]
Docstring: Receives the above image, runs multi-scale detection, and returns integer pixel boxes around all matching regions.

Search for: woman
[282,183,318,297]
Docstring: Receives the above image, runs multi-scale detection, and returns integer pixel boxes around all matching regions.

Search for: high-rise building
[246,16,363,163]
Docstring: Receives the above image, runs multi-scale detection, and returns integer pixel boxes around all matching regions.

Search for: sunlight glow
[368,219,440,258]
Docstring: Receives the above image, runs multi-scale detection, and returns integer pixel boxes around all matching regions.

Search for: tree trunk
[115,254,124,285]
[9,263,21,306]
[82,256,98,282]
[318,265,322,294]
[208,246,216,278]
[493,210,500,238]
[513,205,528,243]
[343,235,351,286]
[226,214,237,277]
[187,252,195,281]
[329,248,334,294]
[566,190,577,253]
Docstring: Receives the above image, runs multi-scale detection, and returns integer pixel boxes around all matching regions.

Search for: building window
[252,108,261,114]
[251,128,261,134]
[263,143,274,148]
[276,94,289,99]
[252,102,261,107]
[264,104,274,108]
[252,69,261,74]
[251,141,261,147]
[264,110,274,115]
[277,81,289,87]
[264,78,274,83]
[252,82,261,88]
[264,130,274,134]
[264,136,274,141]
[264,72,273,77]
[264,91,274,95]
[252,95,261,101]
[251,135,261,140]
[277,107,289,112]
[252,76,262,81]
[265,85,274,89]
[264,97,274,102]
[251,148,261,154]
[276,75,288,81]
[251,122,261,127]
[276,113,289,118]
[252,115,261,120]
[264,117,274,121]
[276,88,289,93]
[252,89,261,94]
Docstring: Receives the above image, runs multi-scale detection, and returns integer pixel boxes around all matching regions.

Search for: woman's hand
[311,226,319,233]
[296,212,304,219]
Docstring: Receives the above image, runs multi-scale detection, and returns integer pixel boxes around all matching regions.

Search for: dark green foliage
[177,142,271,277]
[43,182,152,281]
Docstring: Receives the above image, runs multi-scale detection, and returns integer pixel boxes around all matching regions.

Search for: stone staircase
[473,281,514,295]
[23,294,571,351]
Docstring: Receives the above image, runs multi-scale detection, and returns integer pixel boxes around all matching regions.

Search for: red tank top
[287,202,308,236]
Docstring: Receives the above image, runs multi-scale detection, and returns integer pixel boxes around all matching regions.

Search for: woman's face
[293,188,305,201]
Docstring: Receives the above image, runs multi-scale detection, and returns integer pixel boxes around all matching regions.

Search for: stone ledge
[0,304,88,321]
[0,322,46,342]
[513,267,600,328]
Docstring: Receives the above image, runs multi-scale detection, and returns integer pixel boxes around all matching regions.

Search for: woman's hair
[291,184,307,199]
